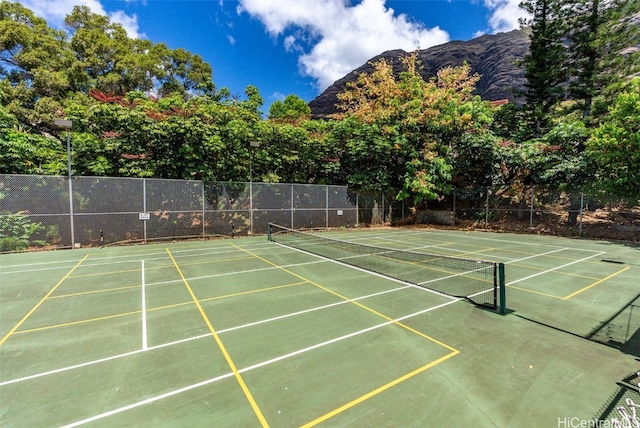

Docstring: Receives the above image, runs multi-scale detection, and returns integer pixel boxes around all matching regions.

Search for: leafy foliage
[519,0,567,135]
[0,211,45,251]
[586,78,640,201]
[0,105,65,174]
[334,53,485,203]
[268,94,311,123]
[0,0,638,221]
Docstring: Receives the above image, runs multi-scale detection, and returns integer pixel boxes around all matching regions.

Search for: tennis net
[268,223,505,311]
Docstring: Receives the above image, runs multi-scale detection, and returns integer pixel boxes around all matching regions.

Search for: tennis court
[1,227,638,427]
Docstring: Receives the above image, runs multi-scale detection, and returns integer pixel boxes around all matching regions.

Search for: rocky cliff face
[309,29,530,118]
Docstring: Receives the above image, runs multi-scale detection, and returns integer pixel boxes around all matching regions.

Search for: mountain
[309,29,530,118]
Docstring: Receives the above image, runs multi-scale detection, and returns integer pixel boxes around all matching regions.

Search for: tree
[0,104,65,174]
[585,78,640,201]
[490,103,534,143]
[536,121,592,188]
[268,94,311,122]
[564,0,640,120]
[0,1,72,132]
[519,0,567,136]
[0,2,219,136]
[335,53,484,204]
[64,6,216,97]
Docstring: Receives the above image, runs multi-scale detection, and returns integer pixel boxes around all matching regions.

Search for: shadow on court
[587,294,640,358]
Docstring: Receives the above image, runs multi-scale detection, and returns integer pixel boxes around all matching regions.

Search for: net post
[498,263,506,314]
[267,223,272,241]
[493,263,497,310]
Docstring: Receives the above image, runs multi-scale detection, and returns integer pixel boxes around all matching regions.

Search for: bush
[0,211,45,251]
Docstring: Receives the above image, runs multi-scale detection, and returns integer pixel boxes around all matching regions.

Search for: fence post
[143,178,147,243]
[201,181,206,238]
[325,185,329,230]
[529,186,535,230]
[485,187,490,227]
[356,192,359,227]
[453,188,456,226]
[68,177,75,249]
[402,197,405,220]
[579,192,584,236]
[290,184,294,229]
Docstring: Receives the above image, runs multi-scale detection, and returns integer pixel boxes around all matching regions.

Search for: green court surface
[1,228,638,427]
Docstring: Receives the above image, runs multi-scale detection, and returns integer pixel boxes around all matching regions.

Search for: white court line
[0,334,211,387]
[60,372,236,428]
[507,251,606,285]
[272,242,459,302]
[141,260,148,350]
[59,298,460,428]
[401,229,605,253]
[0,241,276,274]
[217,285,414,334]
[0,282,420,387]
[0,245,583,388]
[504,247,568,263]
[135,259,327,290]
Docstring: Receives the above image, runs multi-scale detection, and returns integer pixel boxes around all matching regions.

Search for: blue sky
[16,0,527,109]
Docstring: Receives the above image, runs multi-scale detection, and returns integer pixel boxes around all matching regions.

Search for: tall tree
[64,6,216,97]
[268,94,311,123]
[0,104,64,174]
[585,77,640,201]
[334,53,484,203]
[0,1,73,131]
[519,0,567,136]
[565,0,640,120]
[1,2,219,134]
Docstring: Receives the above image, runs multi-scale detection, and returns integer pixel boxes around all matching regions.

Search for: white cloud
[237,0,449,91]
[15,0,144,39]
[283,35,298,52]
[473,30,488,39]
[483,0,529,34]
[109,10,144,39]
[271,92,286,102]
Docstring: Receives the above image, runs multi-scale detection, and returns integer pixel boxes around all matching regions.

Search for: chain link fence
[424,186,640,241]
[0,175,405,250]
[2,175,638,251]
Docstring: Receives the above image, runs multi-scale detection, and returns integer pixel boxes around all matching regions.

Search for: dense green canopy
[1,1,639,207]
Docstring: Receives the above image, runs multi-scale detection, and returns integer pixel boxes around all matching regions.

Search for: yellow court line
[230,241,460,424]
[14,311,142,335]
[69,255,253,279]
[10,281,308,336]
[165,248,269,428]
[507,266,632,300]
[459,247,498,257]
[69,265,168,278]
[229,242,459,352]
[301,350,459,427]
[563,266,631,300]
[507,263,600,280]
[49,285,140,299]
[507,284,564,299]
[199,281,308,302]
[0,254,90,346]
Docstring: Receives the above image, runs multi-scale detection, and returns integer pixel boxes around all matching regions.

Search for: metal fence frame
[442,186,640,239]
[1,175,637,250]
[0,175,404,249]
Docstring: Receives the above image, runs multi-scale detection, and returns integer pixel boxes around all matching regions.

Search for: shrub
[0,211,45,251]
